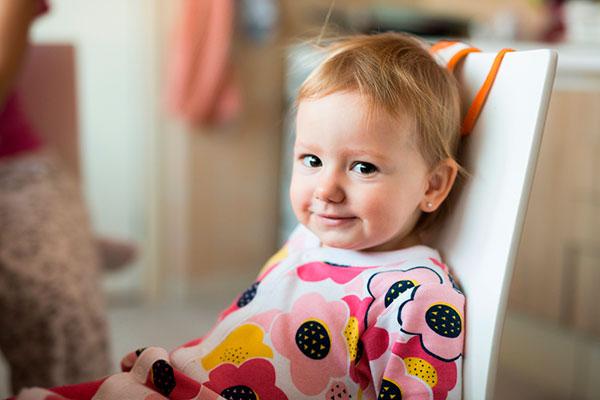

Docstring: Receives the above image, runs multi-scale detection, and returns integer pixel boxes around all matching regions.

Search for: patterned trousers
[0,151,110,393]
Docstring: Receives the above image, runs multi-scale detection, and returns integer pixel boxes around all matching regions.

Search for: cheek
[360,197,396,230]
[356,186,416,226]
[289,174,311,216]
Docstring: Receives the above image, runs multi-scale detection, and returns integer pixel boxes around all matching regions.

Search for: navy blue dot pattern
[384,280,415,307]
[221,385,258,400]
[425,304,462,338]
[237,281,260,308]
[295,320,331,360]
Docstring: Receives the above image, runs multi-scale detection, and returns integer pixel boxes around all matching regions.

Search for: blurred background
[0,0,599,398]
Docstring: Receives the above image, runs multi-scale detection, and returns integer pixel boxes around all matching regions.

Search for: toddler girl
[16,32,465,400]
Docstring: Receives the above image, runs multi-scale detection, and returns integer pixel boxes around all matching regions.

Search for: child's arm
[362,267,465,399]
[13,347,227,400]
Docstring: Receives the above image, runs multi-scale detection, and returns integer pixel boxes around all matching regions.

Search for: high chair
[431,47,558,399]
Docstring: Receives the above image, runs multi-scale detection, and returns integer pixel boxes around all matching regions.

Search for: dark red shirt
[0,0,49,158]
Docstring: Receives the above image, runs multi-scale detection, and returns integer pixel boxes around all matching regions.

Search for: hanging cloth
[165,0,241,128]
[431,41,514,136]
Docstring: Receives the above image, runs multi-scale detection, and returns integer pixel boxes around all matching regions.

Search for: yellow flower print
[201,324,273,371]
[344,316,360,361]
[405,357,438,387]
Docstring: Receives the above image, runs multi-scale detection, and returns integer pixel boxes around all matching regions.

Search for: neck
[363,231,423,252]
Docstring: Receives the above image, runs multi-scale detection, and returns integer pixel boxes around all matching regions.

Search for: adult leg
[0,151,111,393]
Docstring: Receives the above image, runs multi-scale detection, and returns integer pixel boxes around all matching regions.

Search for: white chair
[431,49,558,399]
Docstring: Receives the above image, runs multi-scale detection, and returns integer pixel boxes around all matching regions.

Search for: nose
[315,169,345,203]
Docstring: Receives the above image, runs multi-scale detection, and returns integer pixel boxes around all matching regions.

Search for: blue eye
[302,155,322,168]
[351,162,378,175]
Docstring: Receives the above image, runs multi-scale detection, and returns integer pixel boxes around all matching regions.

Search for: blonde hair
[296,32,463,233]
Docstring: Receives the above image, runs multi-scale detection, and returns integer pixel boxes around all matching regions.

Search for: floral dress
[16,225,465,400]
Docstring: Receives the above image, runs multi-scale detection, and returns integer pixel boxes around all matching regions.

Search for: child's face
[290,91,431,251]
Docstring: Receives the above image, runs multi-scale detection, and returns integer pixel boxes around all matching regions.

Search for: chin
[319,235,365,250]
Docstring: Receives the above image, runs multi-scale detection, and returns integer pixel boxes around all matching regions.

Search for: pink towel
[165,0,240,128]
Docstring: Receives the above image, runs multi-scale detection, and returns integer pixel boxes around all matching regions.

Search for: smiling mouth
[313,213,357,227]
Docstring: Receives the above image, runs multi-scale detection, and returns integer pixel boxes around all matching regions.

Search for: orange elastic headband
[430,40,514,136]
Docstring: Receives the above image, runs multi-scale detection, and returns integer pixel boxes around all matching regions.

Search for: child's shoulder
[369,252,462,294]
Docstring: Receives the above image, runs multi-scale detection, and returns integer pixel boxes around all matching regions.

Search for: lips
[313,213,357,227]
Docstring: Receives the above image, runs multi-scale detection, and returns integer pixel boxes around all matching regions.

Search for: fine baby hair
[296,32,463,235]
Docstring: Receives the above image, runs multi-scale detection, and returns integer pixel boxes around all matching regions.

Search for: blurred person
[0,0,113,392]
[13,33,467,400]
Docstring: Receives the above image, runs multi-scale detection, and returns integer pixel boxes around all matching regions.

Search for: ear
[420,158,458,212]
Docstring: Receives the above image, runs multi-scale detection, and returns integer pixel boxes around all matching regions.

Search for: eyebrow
[295,142,389,162]
[293,142,320,152]
[343,149,389,161]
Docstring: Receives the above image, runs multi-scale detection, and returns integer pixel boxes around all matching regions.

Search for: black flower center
[384,280,415,307]
[151,360,176,396]
[237,281,260,307]
[295,320,331,360]
[221,385,257,400]
[425,303,462,338]
[379,379,402,400]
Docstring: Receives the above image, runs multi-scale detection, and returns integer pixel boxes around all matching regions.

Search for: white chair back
[431,49,558,399]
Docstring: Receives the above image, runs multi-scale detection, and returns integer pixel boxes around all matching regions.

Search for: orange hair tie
[429,40,459,53]
[447,47,481,73]
[431,41,515,136]
[460,48,515,135]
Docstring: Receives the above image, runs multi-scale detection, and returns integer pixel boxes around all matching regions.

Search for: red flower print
[203,358,288,400]
[297,262,378,285]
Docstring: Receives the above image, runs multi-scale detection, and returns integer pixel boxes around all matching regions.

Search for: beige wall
[156,3,285,287]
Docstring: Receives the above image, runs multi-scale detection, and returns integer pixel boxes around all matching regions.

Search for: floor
[1,298,599,399]
[0,298,223,399]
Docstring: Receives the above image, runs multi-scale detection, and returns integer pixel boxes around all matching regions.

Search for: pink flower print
[120,349,138,372]
[398,283,465,361]
[297,261,377,285]
[391,337,458,400]
[270,293,349,396]
[247,309,282,332]
[342,295,371,329]
[429,258,448,273]
[366,267,445,326]
[16,390,70,400]
[349,326,389,390]
[326,381,353,400]
[144,395,166,400]
[378,349,433,400]
[429,258,463,294]
[203,358,288,400]
[344,275,366,294]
